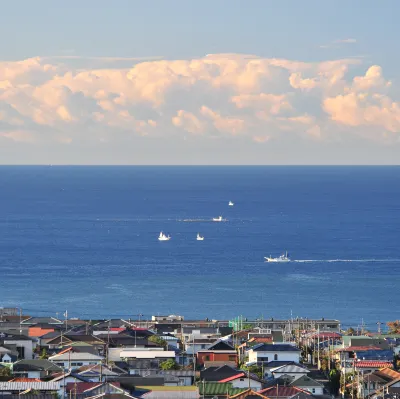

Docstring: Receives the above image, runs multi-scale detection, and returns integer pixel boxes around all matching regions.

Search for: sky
[1,0,400,165]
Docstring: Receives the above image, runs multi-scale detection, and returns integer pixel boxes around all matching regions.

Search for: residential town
[0,308,400,399]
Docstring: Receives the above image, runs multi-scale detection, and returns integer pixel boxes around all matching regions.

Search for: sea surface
[0,166,399,329]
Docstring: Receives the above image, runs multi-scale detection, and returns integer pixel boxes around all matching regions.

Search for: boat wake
[180,218,227,222]
[293,259,400,263]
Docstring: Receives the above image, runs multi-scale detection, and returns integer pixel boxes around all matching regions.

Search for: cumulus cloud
[0,54,398,149]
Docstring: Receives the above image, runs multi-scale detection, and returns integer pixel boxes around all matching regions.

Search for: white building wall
[248,350,300,364]
[230,378,262,390]
[4,339,33,360]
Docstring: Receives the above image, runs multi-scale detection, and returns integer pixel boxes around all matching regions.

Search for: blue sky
[1,1,399,164]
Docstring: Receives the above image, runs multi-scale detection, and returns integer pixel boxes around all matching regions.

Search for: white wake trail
[293,259,400,263]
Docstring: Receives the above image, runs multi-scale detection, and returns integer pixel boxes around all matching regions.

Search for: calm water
[0,166,399,328]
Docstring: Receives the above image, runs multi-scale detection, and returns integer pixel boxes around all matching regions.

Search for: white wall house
[3,335,34,360]
[49,351,103,370]
[247,344,301,365]
[220,374,262,391]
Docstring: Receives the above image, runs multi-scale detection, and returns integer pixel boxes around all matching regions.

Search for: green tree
[160,359,180,370]
[148,335,168,349]
[0,367,11,377]
[329,369,341,395]
[39,348,48,359]
[241,365,263,379]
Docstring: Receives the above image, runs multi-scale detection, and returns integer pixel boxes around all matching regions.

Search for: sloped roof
[0,382,60,391]
[355,361,393,369]
[376,368,400,381]
[229,388,270,398]
[271,364,310,374]
[252,344,300,352]
[289,375,324,388]
[66,382,121,394]
[197,381,246,396]
[260,386,308,397]
[13,359,62,372]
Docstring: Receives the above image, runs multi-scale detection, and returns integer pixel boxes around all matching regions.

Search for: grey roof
[272,364,310,374]
[1,333,33,341]
[290,375,324,388]
[22,317,62,325]
[252,343,301,352]
[0,381,61,391]
[264,361,295,368]
[13,359,63,372]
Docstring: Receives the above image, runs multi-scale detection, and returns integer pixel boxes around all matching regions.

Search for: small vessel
[196,233,204,241]
[212,216,223,222]
[228,201,234,206]
[264,251,290,262]
[158,232,171,241]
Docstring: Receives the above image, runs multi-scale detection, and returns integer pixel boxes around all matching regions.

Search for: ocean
[0,166,399,329]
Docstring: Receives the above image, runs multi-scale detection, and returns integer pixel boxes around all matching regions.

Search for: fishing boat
[196,233,204,241]
[264,251,290,262]
[158,232,171,241]
[212,216,223,222]
[228,201,234,206]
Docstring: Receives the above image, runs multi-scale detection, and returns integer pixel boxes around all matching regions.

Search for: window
[229,355,236,361]
[274,354,278,360]
[312,389,315,393]
[204,356,210,361]
[240,378,245,381]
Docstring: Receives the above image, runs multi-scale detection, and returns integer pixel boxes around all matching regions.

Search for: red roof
[355,361,393,369]
[219,373,246,383]
[337,346,382,352]
[311,332,341,339]
[57,347,74,355]
[260,386,309,397]
[11,378,41,382]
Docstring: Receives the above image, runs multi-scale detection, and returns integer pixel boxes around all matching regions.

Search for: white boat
[264,251,290,262]
[228,201,234,206]
[158,232,171,241]
[212,216,223,222]
[196,233,204,241]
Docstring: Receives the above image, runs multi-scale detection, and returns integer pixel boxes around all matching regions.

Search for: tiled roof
[271,364,309,374]
[10,378,42,382]
[260,386,308,397]
[337,346,382,352]
[219,373,246,382]
[197,382,246,396]
[0,382,60,391]
[355,361,393,369]
[376,368,400,380]
[229,388,270,398]
[66,382,121,394]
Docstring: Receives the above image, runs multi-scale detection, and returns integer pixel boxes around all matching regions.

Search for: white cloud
[0,53,398,153]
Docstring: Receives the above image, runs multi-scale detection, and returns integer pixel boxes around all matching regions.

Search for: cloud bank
[0,53,399,163]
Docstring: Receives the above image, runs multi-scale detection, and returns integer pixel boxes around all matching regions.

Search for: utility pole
[317,325,320,369]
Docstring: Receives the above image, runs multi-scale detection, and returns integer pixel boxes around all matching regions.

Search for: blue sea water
[0,166,399,328]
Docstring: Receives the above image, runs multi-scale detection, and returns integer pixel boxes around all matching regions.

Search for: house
[181,327,221,342]
[184,338,216,354]
[28,323,61,338]
[66,381,127,398]
[156,370,195,386]
[354,360,394,373]
[271,363,310,382]
[49,349,104,369]
[51,371,90,396]
[290,375,324,395]
[118,348,176,362]
[262,361,295,378]
[12,359,63,379]
[197,349,238,368]
[219,372,262,390]
[200,365,243,382]
[0,332,35,359]
[76,364,123,382]
[247,344,301,366]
